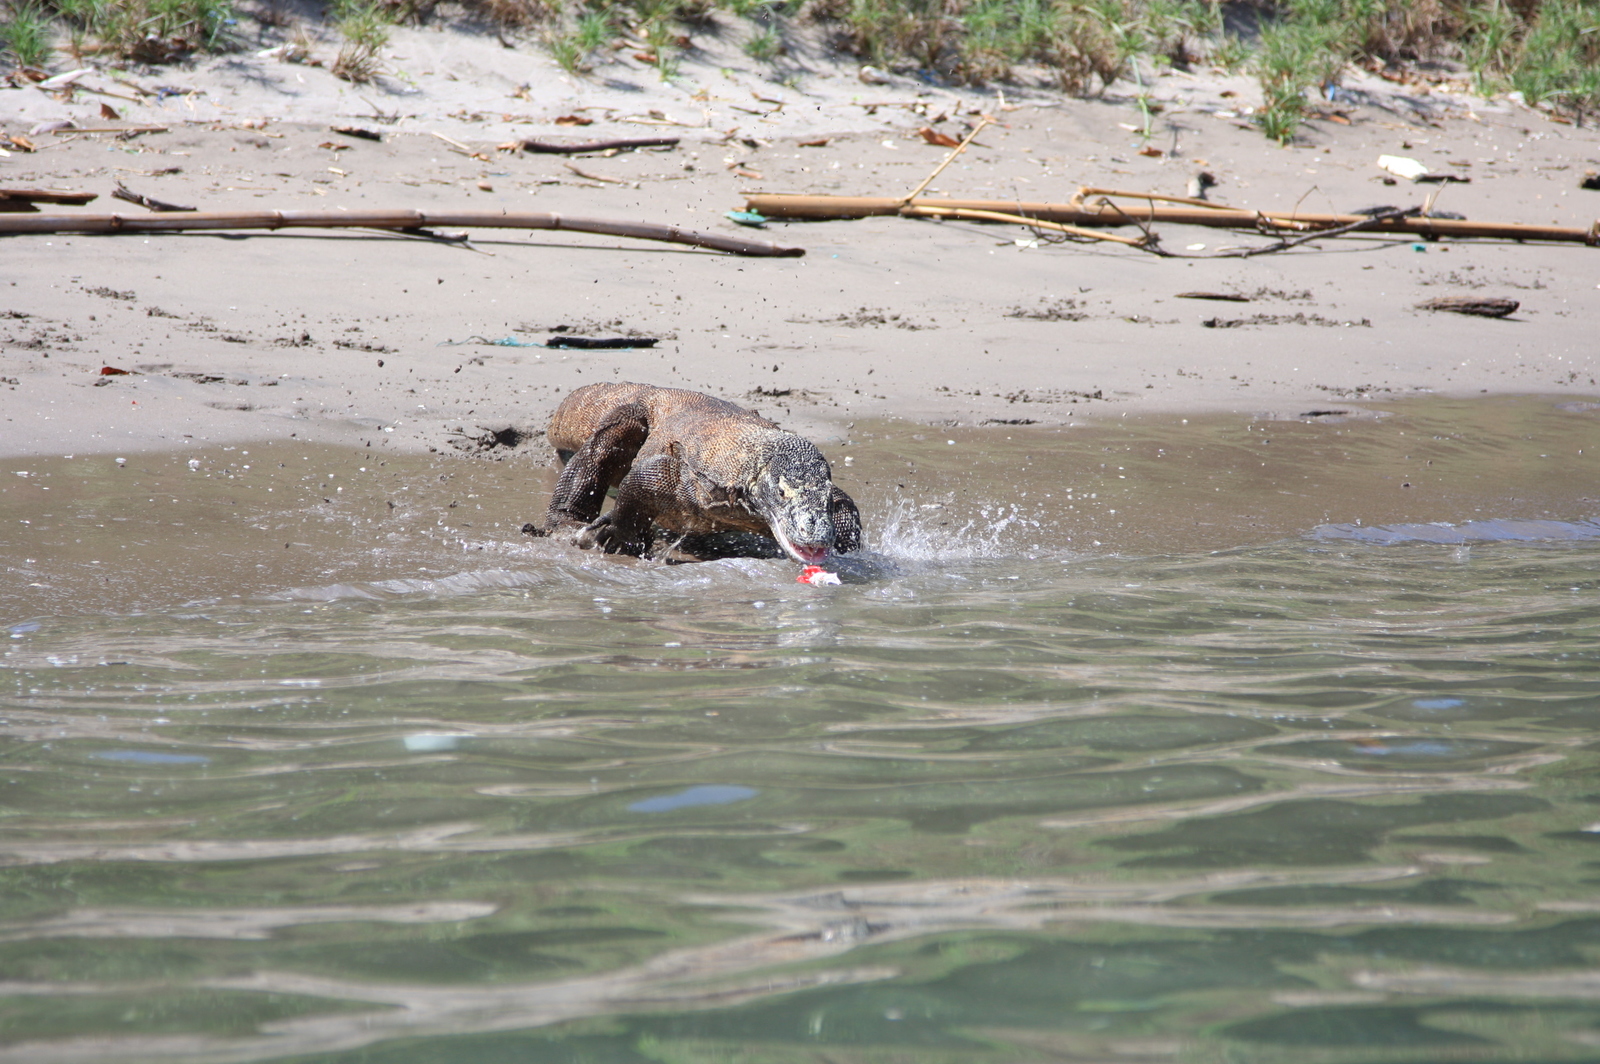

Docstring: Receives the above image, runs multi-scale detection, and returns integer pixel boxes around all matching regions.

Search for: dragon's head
[749,439,840,564]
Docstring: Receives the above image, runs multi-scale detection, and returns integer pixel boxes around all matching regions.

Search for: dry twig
[902,117,993,207]
[111,182,195,213]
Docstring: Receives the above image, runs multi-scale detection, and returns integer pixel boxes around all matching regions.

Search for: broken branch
[110,181,195,212]
[0,186,97,212]
[1215,207,1412,257]
[902,116,992,206]
[0,208,804,257]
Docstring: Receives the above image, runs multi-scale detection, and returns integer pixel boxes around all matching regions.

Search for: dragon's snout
[769,498,835,564]
[755,461,840,564]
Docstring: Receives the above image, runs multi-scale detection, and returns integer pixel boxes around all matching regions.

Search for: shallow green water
[5,398,1600,1063]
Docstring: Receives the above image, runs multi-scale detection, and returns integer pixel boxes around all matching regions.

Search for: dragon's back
[547,382,775,461]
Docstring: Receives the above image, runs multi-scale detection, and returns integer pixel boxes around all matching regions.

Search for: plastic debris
[436,336,544,347]
[1377,155,1430,181]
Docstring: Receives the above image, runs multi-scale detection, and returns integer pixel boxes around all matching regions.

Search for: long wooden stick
[0,208,805,256]
[0,186,98,207]
[1070,185,1233,210]
[743,193,1600,245]
[900,204,1147,246]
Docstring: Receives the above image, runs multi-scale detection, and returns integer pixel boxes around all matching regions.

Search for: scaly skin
[531,382,862,562]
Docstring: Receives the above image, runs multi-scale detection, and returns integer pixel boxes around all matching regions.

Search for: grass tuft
[1,1,54,68]
[744,21,781,58]
[331,0,391,82]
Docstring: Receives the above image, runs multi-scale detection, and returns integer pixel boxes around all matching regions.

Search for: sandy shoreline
[3,17,1599,467]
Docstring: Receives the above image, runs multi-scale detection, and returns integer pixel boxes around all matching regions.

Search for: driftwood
[545,335,659,349]
[743,192,1600,246]
[0,187,97,212]
[0,208,805,257]
[518,137,680,155]
[1212,206,1414,258]
[1416,296,1520,318]
[111,182,195,212]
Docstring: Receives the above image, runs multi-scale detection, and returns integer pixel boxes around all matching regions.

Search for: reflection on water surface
[1,396,1599,1062]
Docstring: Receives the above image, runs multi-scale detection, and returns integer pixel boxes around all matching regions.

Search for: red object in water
[797,565,841,586]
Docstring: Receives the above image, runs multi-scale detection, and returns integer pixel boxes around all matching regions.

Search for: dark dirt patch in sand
[792,308,933,329]
[1201,313,1372,328]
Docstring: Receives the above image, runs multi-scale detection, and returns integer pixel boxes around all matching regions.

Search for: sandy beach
[4,12,1599,465]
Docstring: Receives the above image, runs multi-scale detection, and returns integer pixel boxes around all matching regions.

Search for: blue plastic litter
[436,336,545,348]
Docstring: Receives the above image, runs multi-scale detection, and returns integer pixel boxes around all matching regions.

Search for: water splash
[869,496,1042,562]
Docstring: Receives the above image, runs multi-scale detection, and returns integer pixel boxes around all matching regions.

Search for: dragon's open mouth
[770,523,829,564]
[789,543,828,564]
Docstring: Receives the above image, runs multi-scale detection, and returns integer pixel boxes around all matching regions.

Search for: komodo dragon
[525,382,861,563]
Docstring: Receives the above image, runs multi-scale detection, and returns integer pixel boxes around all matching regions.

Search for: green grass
[744,21,781,59]
[1,2,53,67]
[4,0,1597,141]
[3,0,235,65]
[1252,0,1346,143]
[1501,0,1600,122]
[330,0,392,82]
[1239,0,1600,140]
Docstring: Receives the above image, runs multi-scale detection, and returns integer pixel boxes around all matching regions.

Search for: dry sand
[2,14,1598,461]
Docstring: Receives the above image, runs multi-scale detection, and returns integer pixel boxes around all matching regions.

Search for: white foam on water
[869,496,1043,562]
[257,495,1055,605]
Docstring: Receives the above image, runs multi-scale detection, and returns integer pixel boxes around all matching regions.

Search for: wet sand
[5,395,1598,617]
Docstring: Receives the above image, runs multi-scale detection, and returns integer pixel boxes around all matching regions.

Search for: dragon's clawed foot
[577,515,648,556]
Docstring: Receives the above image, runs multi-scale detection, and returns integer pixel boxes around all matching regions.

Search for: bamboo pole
[0,208,806,257]
[743,193,1600,245]
[899,204,1148,246]
[1070,186,1233,210]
